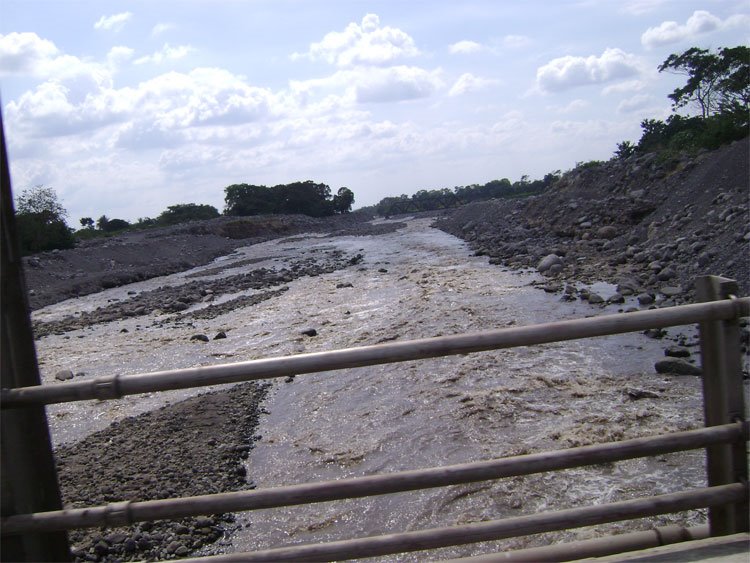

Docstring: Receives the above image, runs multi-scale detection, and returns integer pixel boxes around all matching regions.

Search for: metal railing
[1,276,748,561]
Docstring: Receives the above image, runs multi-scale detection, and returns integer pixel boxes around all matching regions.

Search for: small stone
[176,546,190,556]
[285,375,295,383]
[195,516,213,528]
[55,369,74,381]
[587,293,605,304]
[123,538,137,553]
[166,540,182,554]
[608,293,625,304]
[637,293,655,306]
[301,328,317,337]
[378,268,388,273]
[120,328,129,333]
[644,328,667,339]
[336,282,354,288]
[627,388,660,400]
[190,334,210,342]
[214,331,227,340]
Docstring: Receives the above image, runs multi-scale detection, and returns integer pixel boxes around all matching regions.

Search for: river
[33,217,708,560]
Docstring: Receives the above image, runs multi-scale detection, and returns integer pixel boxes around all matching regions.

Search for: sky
[1,1,748,225]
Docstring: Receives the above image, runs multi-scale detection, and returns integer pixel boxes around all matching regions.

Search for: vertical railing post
[1,109,71,560]
[696,275,748,536]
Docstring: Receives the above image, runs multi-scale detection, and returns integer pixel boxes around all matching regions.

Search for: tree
[614,140,637,160]
[14,185,74,254]
[80,217,95,229]
[157,203,220,225]
[96,215,130,232]
[224,180,347,218]
[333,187,355,213]
[16,185,67,220]
[658,46,749,119]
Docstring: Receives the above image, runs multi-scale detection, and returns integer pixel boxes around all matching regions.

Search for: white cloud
[449,73,497,96]
[536,48,641,93]
[134,44,195,65]
[0,31,112,91]
[502,35,531,49]
[151,23,176,37]
[355,66,443,103]
[94,12,133,32]
[0,32,59,75]
[619,0,668,16]
[617,94,652,113]
[601,79,646,96]
[107,46,135,68]
[548,99,590,113]
[292,13,420,67]
[449,40,482,54]
[641,10,749,48]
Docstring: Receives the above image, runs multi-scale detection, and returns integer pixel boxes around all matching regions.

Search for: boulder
[655,358,702,376]
[665,346,690,358]
[660,286,683,298]
[597,226,618,240]
[537,254,563,274]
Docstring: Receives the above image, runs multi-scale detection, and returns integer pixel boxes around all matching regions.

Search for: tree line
[372,174,559,216]
[13,180,355,255]
[224,181,354,217]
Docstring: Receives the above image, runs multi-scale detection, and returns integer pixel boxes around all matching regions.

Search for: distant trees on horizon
[224,181,354,217]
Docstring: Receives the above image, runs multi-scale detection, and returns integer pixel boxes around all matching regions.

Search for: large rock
[537,254,563,275]
[654,358,702,376]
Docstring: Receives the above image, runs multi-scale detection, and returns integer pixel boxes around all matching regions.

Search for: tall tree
[14,185,74,254]
[658,46,750,119]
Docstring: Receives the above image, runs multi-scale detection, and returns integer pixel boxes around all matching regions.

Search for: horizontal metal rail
[3,297,748,408]
[3,423,744,536]
[179,484,748,562]
[448,525,710,562]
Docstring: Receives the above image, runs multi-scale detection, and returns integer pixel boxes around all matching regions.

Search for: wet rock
[655,358,702,375]
[301,328,318,337]
[55,369,74,381]
[665,346,691,358]
[190,334,210,342]
[214,331,227,340]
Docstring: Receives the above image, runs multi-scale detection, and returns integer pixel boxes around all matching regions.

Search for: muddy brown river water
[34,217,713,560]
